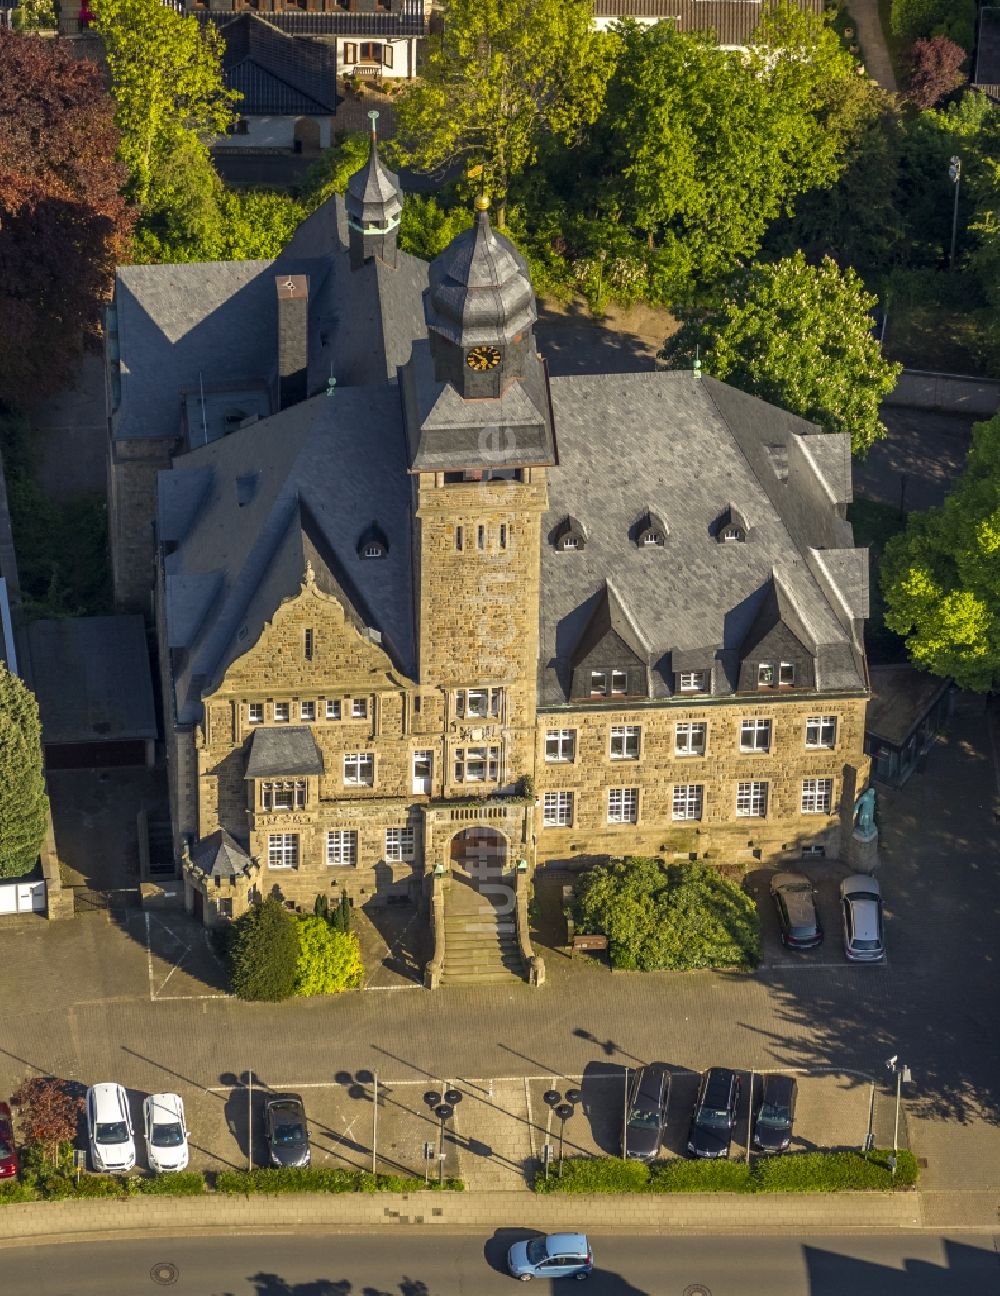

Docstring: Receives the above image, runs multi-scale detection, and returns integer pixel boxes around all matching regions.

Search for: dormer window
[591,671,608,696]
[779,662,795,685]
[716,505,749,543]
[611,670,627,695]
[357,521,389,560]
[555,515,586,552]
[679,671,708,693]
[758,661,795,687]
[635,509,667,548]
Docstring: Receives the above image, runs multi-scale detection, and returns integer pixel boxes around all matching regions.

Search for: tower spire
[345,109,403,271]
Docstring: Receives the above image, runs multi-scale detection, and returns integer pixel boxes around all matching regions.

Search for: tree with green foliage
[228,896,300,1001]
[294,916,363,996]
[332,888,352,934]
[574,858,760,972]
[300,132,372,209]
[0,664,49,879]
[391,0,615,222]
[661,253,900,456]
[572,5,859,296]
[882,411,1000,690]
[10,0,55,30]
[890,0,975,52]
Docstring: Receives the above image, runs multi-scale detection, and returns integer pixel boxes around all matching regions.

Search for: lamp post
[885,1056,912,1174]
[543,1087,583,1179]
[424,1087,462,1186]
[948,155,962,270]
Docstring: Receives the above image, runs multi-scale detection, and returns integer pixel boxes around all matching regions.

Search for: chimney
[275,274,309,409]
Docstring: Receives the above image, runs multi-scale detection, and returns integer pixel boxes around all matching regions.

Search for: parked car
[752,1074,797,1153]
[507,1233,593,1282]
[263,1094,310,1168]
[623,1063,669,1161]
[86,1082,136,1173]
[839,874,885,962]
[0,1102,17,1179]
[143,1093,189,1173]
[687,1067,742,1159]
[770,872,823,949]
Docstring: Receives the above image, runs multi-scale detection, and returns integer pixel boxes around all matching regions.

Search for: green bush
[229,896,300,1001]
[574,858,760,971]
[293,916,363,996]
[0,1181,41,1204]
[537,1151,918,1194]
[126,1171,206,1196]
[217,1167,463,1195]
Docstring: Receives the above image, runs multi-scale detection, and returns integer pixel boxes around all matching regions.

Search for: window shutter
[383,42,393,68]
[344,41,357,64]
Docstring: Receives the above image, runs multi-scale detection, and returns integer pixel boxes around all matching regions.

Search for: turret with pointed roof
[345,110,403,271]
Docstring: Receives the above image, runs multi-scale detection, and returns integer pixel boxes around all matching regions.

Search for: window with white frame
[611,670,628,694]
[344,752,375,786]
[590,670,608,696]
[607,787,638,823]
[679,671,707,692]
[326,830,357,867]
[299,700,316,722]
[672,783,704,820]
[273,702,290,722]
[261,780,306,812]
[248,703,264,725]
[456,686,502,719]
[675,721,706,756]
[325,699,341,720]
[801,777,833,814]
[543,791,573,827]
[736,781,768,818]
[385,826,415,861]
[779,662,795,686]
[805,715,837,749]
[609,725,640,760]
[351,697,368,719]
[739,718,772,753]
[545,729,576,762]
[267,833,299,868]
[453,745,499,783]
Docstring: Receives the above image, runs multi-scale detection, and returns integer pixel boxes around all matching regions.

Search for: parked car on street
[687,1067,742,1159]
[752,1074,797,1153]
[770,872,823,949]
[263,1094,310,1168]
[622,1063,669,1161]
[0,1101,17,1179]
[86,1082,136,1173]
[507,1233,593,1281]
[143,1092,189,1173]
[839,874,885,962]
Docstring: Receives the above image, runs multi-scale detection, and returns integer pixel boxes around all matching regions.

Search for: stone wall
[109,436,174,613]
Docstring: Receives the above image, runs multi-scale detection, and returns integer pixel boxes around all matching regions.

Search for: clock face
[466,344,501,371]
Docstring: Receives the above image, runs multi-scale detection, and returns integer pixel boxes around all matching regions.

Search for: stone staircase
[441,871,525,986]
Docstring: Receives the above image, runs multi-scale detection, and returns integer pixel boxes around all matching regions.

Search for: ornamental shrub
[0,665,49,879]
[293,916,364,996]
[534,1156,650,1194]
[574,858,760,971]
[228,896,300,1001]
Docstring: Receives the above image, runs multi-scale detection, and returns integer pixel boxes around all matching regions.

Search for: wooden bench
[571,933,608,957]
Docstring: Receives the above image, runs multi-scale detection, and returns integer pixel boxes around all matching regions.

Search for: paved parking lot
[100,1067,879,1190]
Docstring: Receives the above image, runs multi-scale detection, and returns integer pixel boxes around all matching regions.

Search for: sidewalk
[0,1189,922,1248]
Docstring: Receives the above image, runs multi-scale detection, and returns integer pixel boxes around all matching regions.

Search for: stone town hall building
[106,133,870,971]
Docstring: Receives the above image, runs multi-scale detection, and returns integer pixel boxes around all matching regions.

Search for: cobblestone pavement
[0,700,996,1218]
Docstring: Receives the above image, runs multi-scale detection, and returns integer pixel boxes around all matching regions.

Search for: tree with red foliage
[10,1076,84,1159]
[903,35,968,110]
[0,30,134,410]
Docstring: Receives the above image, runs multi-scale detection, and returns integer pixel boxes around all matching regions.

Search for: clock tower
[400,198,555,795]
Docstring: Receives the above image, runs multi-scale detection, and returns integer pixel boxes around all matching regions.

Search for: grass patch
[847,498,909,664]
[536,1150,918,1194]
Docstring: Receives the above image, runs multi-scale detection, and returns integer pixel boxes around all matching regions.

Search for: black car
[623,1063,670,1161]
[687,1067,742,1159]
[752,1074,797,1153]
[770,872,823,949]
[264,1094,310,1169]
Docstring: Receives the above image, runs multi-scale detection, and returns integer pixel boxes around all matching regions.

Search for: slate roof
[113,197,428,443]
[220,13,338,115]
[28,615,158,744]
[866,665,952,748]
[538,372,866,705]
[245,725,325,778]
[189,828,252,880]
[161,386,414,724]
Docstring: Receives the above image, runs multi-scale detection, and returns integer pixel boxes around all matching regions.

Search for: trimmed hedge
[216,1168,464,1195]
[535,1151,919,1194]
[0,1170,206,1204]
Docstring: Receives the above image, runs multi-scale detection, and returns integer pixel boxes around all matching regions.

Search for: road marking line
[144,912,155,1002]
[523,1076,535,1159]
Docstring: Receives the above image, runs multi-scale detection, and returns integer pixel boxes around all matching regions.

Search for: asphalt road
[2,1231,997,1296]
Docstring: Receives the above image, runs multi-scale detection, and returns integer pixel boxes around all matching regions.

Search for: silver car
[507,1233,593,1281]
[839,874,885,962]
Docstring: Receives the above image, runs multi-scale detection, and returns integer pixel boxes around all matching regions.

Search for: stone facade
[108,435,174,614]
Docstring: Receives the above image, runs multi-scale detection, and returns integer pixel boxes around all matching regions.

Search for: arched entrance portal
[450,826,507,888]
[293,116,322,155]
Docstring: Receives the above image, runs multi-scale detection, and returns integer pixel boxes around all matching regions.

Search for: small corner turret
[345,110,403,271]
